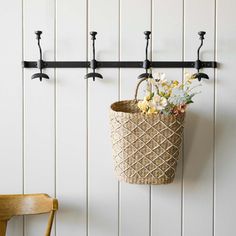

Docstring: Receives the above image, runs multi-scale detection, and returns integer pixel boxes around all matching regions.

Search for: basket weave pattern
[110,100,184,185]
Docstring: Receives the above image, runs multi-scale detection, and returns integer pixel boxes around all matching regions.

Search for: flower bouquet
[137,72,199,115]
[110,72,200,185]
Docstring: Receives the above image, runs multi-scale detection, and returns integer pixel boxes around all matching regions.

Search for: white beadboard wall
[0,0,235,235]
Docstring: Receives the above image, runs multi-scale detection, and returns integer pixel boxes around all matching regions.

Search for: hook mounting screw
[90,31,97,40]
[198,31,206,40]
[35,31,42,40]
[144,31,151,39]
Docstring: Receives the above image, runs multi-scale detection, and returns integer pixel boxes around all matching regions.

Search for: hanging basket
[110,78,185,185]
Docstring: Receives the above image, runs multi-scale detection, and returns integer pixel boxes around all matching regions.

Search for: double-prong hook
[138,31,152,79]
[85,31,103,81]
[193,31,209,81]
[31,31,49,81]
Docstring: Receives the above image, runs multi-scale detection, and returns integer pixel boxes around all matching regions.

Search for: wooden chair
[0,193,58,236]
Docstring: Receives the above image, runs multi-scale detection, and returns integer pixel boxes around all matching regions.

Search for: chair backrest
[0,194,58,236]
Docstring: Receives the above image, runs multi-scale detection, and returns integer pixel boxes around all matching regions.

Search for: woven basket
[110,78,185,185]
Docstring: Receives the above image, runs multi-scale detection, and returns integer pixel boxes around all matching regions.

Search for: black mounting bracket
[22,30,217,81]
[22,60,216,69]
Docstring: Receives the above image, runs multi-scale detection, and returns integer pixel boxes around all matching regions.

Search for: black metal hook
[84,31,103,81]
[193,31,209,81]
[138,31,152,79]
[31,31,49,82]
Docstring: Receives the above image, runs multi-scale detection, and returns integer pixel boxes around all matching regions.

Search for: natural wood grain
[0,221,7,236]
[0,194,58,236]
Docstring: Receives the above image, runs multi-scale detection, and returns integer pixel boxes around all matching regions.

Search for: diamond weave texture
[110,100,185,185]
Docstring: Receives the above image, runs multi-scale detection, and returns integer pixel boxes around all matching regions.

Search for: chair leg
[0,221,7,236]
[45,211,55,236]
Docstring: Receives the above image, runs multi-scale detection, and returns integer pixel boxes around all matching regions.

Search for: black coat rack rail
[22,30,217,82]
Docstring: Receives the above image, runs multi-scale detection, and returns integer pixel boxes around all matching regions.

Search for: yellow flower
[137,100,149,113]
[184,72,196,84]
[163,84,171,90]
[144,94,151,101]
[159,91,165,97]
[147,106,157,114]
[162,82,168,87]
[144,91,154,101]
[165,90,172,98]
[172,80,179,87]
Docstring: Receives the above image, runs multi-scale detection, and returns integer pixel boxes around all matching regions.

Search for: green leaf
[186,100,194,104]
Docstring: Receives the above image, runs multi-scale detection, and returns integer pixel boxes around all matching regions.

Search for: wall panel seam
[181,0,185,235]
[54,0,57,235]
[118,0,121,236]
[22,0,25,235]
[86,1,89,236]
[149,1,153,236]
[213,0,217,235]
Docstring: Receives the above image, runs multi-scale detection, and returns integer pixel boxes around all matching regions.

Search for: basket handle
[134,77,150,102]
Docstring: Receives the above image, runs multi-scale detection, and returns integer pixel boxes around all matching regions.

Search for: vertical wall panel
[183,0,215,235]
[88,1,119,236]
[56,0,87,235]
[0,0,23,235]
[24,0,55,235]
[215,0,236,235]
[120,1,151,236]
[151,0,183,235]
